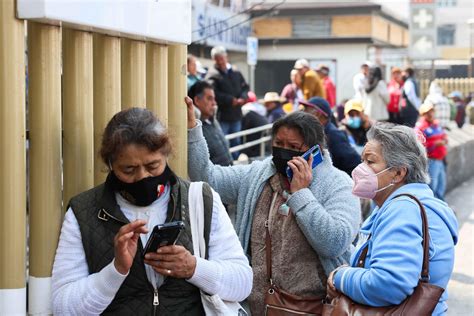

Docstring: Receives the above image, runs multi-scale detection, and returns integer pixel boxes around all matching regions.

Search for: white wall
[258,43,369,103]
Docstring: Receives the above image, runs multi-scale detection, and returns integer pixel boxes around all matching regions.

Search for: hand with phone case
[287,145,323,193]
[144,221,197,279]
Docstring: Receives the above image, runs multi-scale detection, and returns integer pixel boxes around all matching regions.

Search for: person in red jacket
[316,64,336,108]
[387,67,403,124]
[415,102,448,200]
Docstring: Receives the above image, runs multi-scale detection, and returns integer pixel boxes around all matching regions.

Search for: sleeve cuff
[187,256,222,295]
[333,267,350,293]
[93,260,129,298]
[287,188,317,214]
[188,120,204,143]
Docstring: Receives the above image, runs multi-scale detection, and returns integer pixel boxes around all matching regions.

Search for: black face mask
[107,166,172,207]
[272,146,304,176]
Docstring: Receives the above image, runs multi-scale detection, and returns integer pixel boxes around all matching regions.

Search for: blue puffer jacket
[334,183,458,315]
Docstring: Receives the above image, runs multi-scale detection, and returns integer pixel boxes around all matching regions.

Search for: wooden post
[0,1,27,313]
[93,34,121,185]
[146,43,168,125]
[27,21,63,315]
[167,45,188,177]
[62,28,94,206]
[121,39,146,109]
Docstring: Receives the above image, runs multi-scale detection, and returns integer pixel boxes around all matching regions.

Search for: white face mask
[351,163,394,199]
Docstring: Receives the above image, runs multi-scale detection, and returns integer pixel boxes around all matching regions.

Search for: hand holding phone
[142,221,185,257]
[286,144,323,180]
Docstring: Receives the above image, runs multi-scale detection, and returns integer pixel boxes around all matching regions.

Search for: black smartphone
[142,221,185,256]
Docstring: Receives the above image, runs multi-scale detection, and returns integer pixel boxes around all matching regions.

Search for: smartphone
[286,144,323,180]
[142,221,185,256]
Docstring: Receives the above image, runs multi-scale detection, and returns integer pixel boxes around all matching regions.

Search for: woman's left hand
[326,269,340,299]
[144,245,197,279]
[287,154,313,193]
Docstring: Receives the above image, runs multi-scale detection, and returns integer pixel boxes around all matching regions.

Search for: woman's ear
[392,167,407,184]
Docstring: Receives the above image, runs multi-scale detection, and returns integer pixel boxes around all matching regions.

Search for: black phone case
[142,221,185,256]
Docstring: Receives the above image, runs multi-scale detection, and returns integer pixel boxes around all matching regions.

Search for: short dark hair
[188,80,213,100]
[100,107,172,166]
[272,111,326,150]
[404,67,415,77]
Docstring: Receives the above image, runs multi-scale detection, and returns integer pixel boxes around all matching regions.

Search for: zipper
[153,287,159,315]
[100,208,159,313]
[265,304,318,315]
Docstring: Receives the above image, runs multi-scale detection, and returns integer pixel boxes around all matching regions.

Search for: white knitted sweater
[51,185,252,315]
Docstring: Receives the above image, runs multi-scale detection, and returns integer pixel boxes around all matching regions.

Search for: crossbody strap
[265,191,280,284]
[357,193,431,282]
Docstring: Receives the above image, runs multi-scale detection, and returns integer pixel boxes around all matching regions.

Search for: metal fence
[419,78,474,100]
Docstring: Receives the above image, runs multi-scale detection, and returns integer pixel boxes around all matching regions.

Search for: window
[437,24,456,45]
[292,16,331,38]
[437,0,457,8]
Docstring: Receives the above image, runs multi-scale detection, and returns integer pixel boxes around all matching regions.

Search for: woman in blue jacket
[327,123,458,315]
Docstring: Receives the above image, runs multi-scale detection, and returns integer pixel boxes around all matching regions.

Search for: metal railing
[225,123,273,157]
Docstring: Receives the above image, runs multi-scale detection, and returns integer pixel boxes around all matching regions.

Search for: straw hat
[419,101,435,115]
[259,92,285,104]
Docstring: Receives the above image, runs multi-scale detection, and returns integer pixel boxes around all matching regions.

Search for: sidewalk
[446,177,474,316]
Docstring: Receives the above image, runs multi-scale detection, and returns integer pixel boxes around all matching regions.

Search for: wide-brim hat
[259,92,286,104]
[419,101,434,115]
[294,58,309,70]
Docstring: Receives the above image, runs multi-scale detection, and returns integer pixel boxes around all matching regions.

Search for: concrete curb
[446,122,474,192]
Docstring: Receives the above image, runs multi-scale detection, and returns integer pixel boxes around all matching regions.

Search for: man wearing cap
[260,92,286,123]
[300,97,360,175]
[316,65,336,108]
[294,59,326,101]
[415,102,448,200]
[448,91,466,128]
[342,99,373,151]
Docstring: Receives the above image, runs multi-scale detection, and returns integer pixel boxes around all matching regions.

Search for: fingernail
[144,254,150,259]
[157,248,162,253]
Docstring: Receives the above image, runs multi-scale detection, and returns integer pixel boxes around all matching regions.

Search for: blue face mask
[347,116,362,129]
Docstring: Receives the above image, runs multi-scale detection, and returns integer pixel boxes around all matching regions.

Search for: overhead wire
[191,0,287,44]
[192,1,267,34]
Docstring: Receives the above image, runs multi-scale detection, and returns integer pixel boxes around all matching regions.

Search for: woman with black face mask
[52,108,252,315]
[186,97,361,315]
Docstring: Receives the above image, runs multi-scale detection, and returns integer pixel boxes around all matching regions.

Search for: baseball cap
[299,97,332,117]
[344,99,364,115]
[294,59,309,70]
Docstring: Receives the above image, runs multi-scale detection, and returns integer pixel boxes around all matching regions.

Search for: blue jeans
[220,120,242,159]
[428,159,446,200]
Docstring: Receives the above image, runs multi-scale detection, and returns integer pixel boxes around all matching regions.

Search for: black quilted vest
[69,175,213,315]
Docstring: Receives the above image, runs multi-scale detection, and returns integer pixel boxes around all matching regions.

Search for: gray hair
[367,123,429,184]
[211,46,227,59]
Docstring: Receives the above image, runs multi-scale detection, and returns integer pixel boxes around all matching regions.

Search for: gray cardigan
[188,121,361,275]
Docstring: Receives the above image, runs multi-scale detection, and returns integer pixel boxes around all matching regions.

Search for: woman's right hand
[185,96,197,129]
[114,220,148,275]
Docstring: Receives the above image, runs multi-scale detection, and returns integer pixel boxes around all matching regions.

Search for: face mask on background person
[347,116,362,129]
[272,146,305,176]
[107,165,172,206]
[351,163,393,199]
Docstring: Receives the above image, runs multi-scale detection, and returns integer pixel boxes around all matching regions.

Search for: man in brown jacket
[294,59,326,100]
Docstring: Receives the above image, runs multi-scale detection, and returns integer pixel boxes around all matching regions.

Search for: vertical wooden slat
[93,34,121,185]
[62,28,94,206]
[121,39,146,109]
[27,21,62,315]
[0,0,27,313]
[167,45,188,177]
[146,43,168,125]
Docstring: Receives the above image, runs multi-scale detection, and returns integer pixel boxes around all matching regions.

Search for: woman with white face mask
[326,123,458,316]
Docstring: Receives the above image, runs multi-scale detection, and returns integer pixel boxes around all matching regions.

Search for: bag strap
[357,193,431,282]
[189,182,206,259]
[265,191,279,284]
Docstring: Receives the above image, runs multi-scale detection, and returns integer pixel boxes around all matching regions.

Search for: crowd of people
[50,45,466,315]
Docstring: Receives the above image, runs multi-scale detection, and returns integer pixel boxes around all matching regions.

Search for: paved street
[446,177,474,316]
